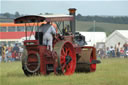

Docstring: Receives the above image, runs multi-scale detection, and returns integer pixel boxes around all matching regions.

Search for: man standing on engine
[41,22,56,51]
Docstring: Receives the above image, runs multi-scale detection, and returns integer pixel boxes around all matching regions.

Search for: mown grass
[0,58,128,85]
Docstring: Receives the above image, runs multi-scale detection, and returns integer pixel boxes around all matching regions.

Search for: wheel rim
[25,52,40,73]
[60,42,76,75]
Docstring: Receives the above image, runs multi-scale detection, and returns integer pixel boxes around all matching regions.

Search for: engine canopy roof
[14,14,74,24]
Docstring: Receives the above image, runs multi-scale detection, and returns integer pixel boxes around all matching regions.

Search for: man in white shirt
[41,22,56,51]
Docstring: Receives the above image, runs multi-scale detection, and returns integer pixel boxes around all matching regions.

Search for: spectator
[12,50,17,61]
[13,44,19,60]
[120,47,124,58]
[123,42,128,58]
[2,43,6,62]
[114,45,117,57]
[97,48,105,59]
[110,46,115,58]
[97,49,101,59]
[116,42,121,57]
[100,48,105,59]
[5,48,8,62]
[8,45,13,52]
[106,47,110,58]
[126,50,128,58]
[19,46,23,60]
[13,44,19,53]
[7,46,13,62]
[0,45,2,62]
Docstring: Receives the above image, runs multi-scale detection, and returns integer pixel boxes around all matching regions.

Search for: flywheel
[54,41,76,75]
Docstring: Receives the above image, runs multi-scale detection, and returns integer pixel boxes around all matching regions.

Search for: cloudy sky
[1,0,128,16]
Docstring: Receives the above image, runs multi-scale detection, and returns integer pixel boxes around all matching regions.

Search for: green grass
[76,21,128,36]
[0,58,128,85]
[0,18,13,22]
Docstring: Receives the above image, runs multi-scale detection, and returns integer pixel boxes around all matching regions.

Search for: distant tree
[39,13,43,15]
[3,12,11,18]
[76,14,82,20]
[15,11,20,18]
[76,14,128,24]
[45,13,53,15]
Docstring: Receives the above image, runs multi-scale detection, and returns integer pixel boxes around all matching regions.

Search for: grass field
[0,58,128,85]
[76,21,128,36]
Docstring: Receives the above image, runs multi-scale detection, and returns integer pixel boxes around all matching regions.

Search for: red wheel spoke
[67,48,70,51]
[61,55,66,61]
[65,48,69,54]
[61,48,65,55]
[66,64,70,70]
[67,62,71,68]
[61,56,65,60]
[61,59,65,64]
[62,48,67,56]
[62,63,66,72]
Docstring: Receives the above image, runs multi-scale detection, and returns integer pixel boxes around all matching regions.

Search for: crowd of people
[97,42,128,59]
[0,43,23,62]
[0,41,128,63]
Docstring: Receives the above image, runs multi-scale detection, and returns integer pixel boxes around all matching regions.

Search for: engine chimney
[68,8,76,34]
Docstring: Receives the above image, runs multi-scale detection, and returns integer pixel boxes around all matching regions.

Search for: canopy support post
[25,22,27,41]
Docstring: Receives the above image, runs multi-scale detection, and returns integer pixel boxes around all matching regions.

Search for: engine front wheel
[22,48,40,76]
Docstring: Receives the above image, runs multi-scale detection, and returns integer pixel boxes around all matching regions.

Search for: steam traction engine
[14,8,100,76]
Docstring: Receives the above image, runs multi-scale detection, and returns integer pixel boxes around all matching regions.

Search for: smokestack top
[68,8,76,14]
[68,8,76,34]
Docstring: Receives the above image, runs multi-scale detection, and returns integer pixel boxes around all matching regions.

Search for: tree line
[0,12,20,19]
[1,12,128,24]
[76,14,128,24]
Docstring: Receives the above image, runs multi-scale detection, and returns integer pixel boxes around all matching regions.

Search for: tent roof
[107,30,128,42]
[116,30,128,39]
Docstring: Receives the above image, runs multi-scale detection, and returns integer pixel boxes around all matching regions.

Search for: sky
[1,0,128,16]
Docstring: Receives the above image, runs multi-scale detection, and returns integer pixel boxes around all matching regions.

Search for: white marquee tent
[78,31,107,46]
[106,30,128,48]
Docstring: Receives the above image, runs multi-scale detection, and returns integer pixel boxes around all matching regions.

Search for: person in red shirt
[120,47,124,58]
[12,50,17,61]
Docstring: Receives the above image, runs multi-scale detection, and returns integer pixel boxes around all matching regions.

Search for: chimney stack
[68,8,76,34]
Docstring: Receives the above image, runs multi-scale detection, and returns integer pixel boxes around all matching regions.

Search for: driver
[41,22,56,51]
